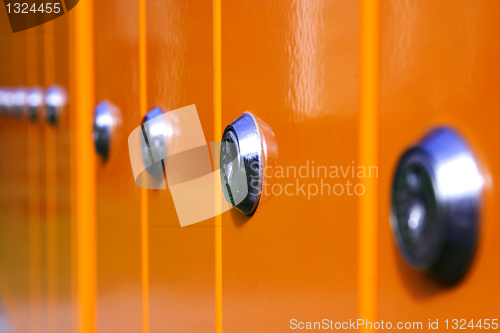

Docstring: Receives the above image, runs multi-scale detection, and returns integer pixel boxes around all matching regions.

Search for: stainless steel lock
[26,86,44,121]
[391,127,483,283]
[11,87,27,117]
[141,106,169,180]
[93,101,120,161]
[0,88,12,115]
[220,112,277,215]
[44,85,67,125]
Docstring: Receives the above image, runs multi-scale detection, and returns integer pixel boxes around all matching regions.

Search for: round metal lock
[44,85,67,125]
[11,87,27,117]
[391,127,483,283]
[26,87,44,121]
[141,106,168,179]
[93,101,120,161]
[0,88,12,115]
[220,112,264,215]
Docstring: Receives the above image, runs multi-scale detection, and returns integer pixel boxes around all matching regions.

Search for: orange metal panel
[138,1,148,332]
[49,14,74,333]
[2,30,31,332]
[26,25,48,333]
[221,1,360,331]
[0,6,28,333]
[359,0,379,328]
[213,1,221,332]
[93,1,142,332]
[1,1,498,331]
[74,0,97,332]
[379,0,500,324]
[0,0,12,281]
[145,1,215,331]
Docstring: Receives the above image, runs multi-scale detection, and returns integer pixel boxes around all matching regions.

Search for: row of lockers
[1,1,500,333]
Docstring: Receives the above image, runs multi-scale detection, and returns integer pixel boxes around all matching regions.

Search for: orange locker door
[94,1,143,332]
[145,1,215,331]
[0,7,24,332]
[26,25,48,333]
[48,14,74,333]
[0,5,9,249]
[0,30,31,332]
[221,1,360,332]
[379,0,500,325]
[0,0,11,289]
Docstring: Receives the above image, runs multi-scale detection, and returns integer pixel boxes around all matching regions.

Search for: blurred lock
[44,85,67,125]
[11,87,27,117]
[93,101,121,161]
[140,106,171,180]
[26,86,44,121]
[0,88,12,115]
[129,104,236,226]
[391,127,483,284]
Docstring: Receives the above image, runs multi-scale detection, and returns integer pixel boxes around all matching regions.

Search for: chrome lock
[11,87,27,117]
[391,127,483,283]
[221,112,276,215]
[93,101,121,161]
[26,86,44,121]
[0,89,12,115]
[141,106,169,180]
[44,85,67,125]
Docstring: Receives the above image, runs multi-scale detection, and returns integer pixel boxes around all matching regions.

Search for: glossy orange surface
[221,1,360,331]
[74,1,97,331]
[51,14,74,333]
[379,0,500,323]
[94,1,142,332]
[0,8,29,332]
[26,25,47,333]
[2,1,500,332]
[1,28,31,332]
[145,1,215,332]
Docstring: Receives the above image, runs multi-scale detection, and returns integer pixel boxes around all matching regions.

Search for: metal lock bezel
[26,86,44,121]
[220,112,264,216]
[93,101,120,161]
[0,88,13,116]
[390,127,483,283]
[11,87,27,118]
[44,85,67,125]
[141,106,169,180]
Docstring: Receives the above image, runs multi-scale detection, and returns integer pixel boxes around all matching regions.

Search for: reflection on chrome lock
[290,318,499,330]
